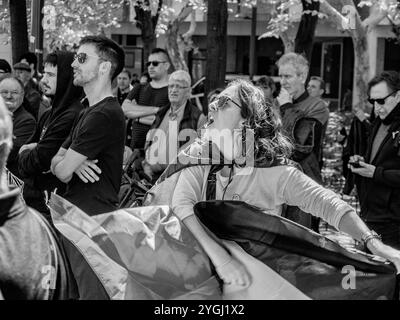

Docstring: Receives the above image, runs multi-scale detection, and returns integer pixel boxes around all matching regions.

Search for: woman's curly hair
[227,79,293,163]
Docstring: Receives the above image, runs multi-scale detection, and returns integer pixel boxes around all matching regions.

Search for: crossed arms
[50,147,101,184]
[121,99,158,126]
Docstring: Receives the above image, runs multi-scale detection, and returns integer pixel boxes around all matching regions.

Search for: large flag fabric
[49,194,221,300]
[50,193,398,300]
[49,194,312,300]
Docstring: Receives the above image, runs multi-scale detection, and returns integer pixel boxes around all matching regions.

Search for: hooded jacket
[18,51,84,216]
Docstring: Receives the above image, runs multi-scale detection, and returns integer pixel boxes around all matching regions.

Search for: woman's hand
[215,257,251,287]
[367,238,400,273]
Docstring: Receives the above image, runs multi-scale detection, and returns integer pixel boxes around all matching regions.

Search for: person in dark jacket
[276,53,329,231]
[18,51,84,218]
[350,71,400,250]
[14,62,41,120]
[0,76,36,177]
[0,95,77,300]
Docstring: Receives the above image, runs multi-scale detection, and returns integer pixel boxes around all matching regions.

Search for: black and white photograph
[1,0,400,310]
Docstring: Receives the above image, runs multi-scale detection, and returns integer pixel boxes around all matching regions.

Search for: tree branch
[362,2,389,29]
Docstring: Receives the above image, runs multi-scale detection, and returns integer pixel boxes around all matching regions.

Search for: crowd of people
[1,34,400,300]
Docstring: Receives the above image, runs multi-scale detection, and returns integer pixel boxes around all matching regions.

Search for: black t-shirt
[126,83,169,149]
[62,97,126,216]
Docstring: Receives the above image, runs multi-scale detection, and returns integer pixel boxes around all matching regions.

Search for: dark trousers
[366,221,400,250]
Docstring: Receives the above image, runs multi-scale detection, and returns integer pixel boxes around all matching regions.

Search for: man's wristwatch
[361,230,382,246]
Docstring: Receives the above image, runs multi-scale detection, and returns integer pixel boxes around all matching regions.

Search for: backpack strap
[205,165,224,201]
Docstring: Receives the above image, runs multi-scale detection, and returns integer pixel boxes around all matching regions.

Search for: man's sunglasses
[368,91,398,105]
[209,95,242,112]
[146,61,167,67]
[73,52,101,64]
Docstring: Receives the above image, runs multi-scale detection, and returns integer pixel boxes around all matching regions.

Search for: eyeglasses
[146,61,167,67]
[168,84,189,90]
[73,52,101,64]
[368,91,398,105]
[209,95,242,112]
[0,90,22,97]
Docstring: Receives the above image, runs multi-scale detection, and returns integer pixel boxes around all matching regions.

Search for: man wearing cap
[14,62,41,119]
[142,70,206,182]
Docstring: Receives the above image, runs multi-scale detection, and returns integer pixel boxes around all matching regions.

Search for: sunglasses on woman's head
[368,91,398,105]
[73,52,100,64]
[146,61,167,67]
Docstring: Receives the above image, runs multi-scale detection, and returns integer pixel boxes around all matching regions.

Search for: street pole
[30,0,44,73]
[249,4,257,81]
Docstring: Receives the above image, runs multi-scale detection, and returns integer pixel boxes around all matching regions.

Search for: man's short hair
[150,48,170,63]
[44,52,58,68]
[169,70,191,87]
[79,35,125,81]
[277,52,309,78]
[119,68,131,79]
[19,52,38,70]
[368,70,400,94]
[310,76,325,91]
[0,75,25,93]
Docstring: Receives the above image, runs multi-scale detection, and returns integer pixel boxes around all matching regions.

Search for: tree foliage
[42,0,125,50]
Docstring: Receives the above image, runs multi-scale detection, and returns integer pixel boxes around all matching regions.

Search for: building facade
[107,1,400,110]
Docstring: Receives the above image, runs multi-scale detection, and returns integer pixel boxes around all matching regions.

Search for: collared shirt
[145,103,187,172]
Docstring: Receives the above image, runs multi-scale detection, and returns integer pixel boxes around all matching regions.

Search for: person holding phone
[349,71,400,250]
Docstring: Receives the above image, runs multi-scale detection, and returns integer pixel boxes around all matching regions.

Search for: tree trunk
[320,0,370,112]
[352,29,370,111]
[204,0,227,114]
[134,0,162,63]
[165,20,188,71]
[9,0,29,64]
[281,30,295,53]
[294,0,320,62]
[249,5,257,80]
[30,0,45,72]
[165,5,193,72]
